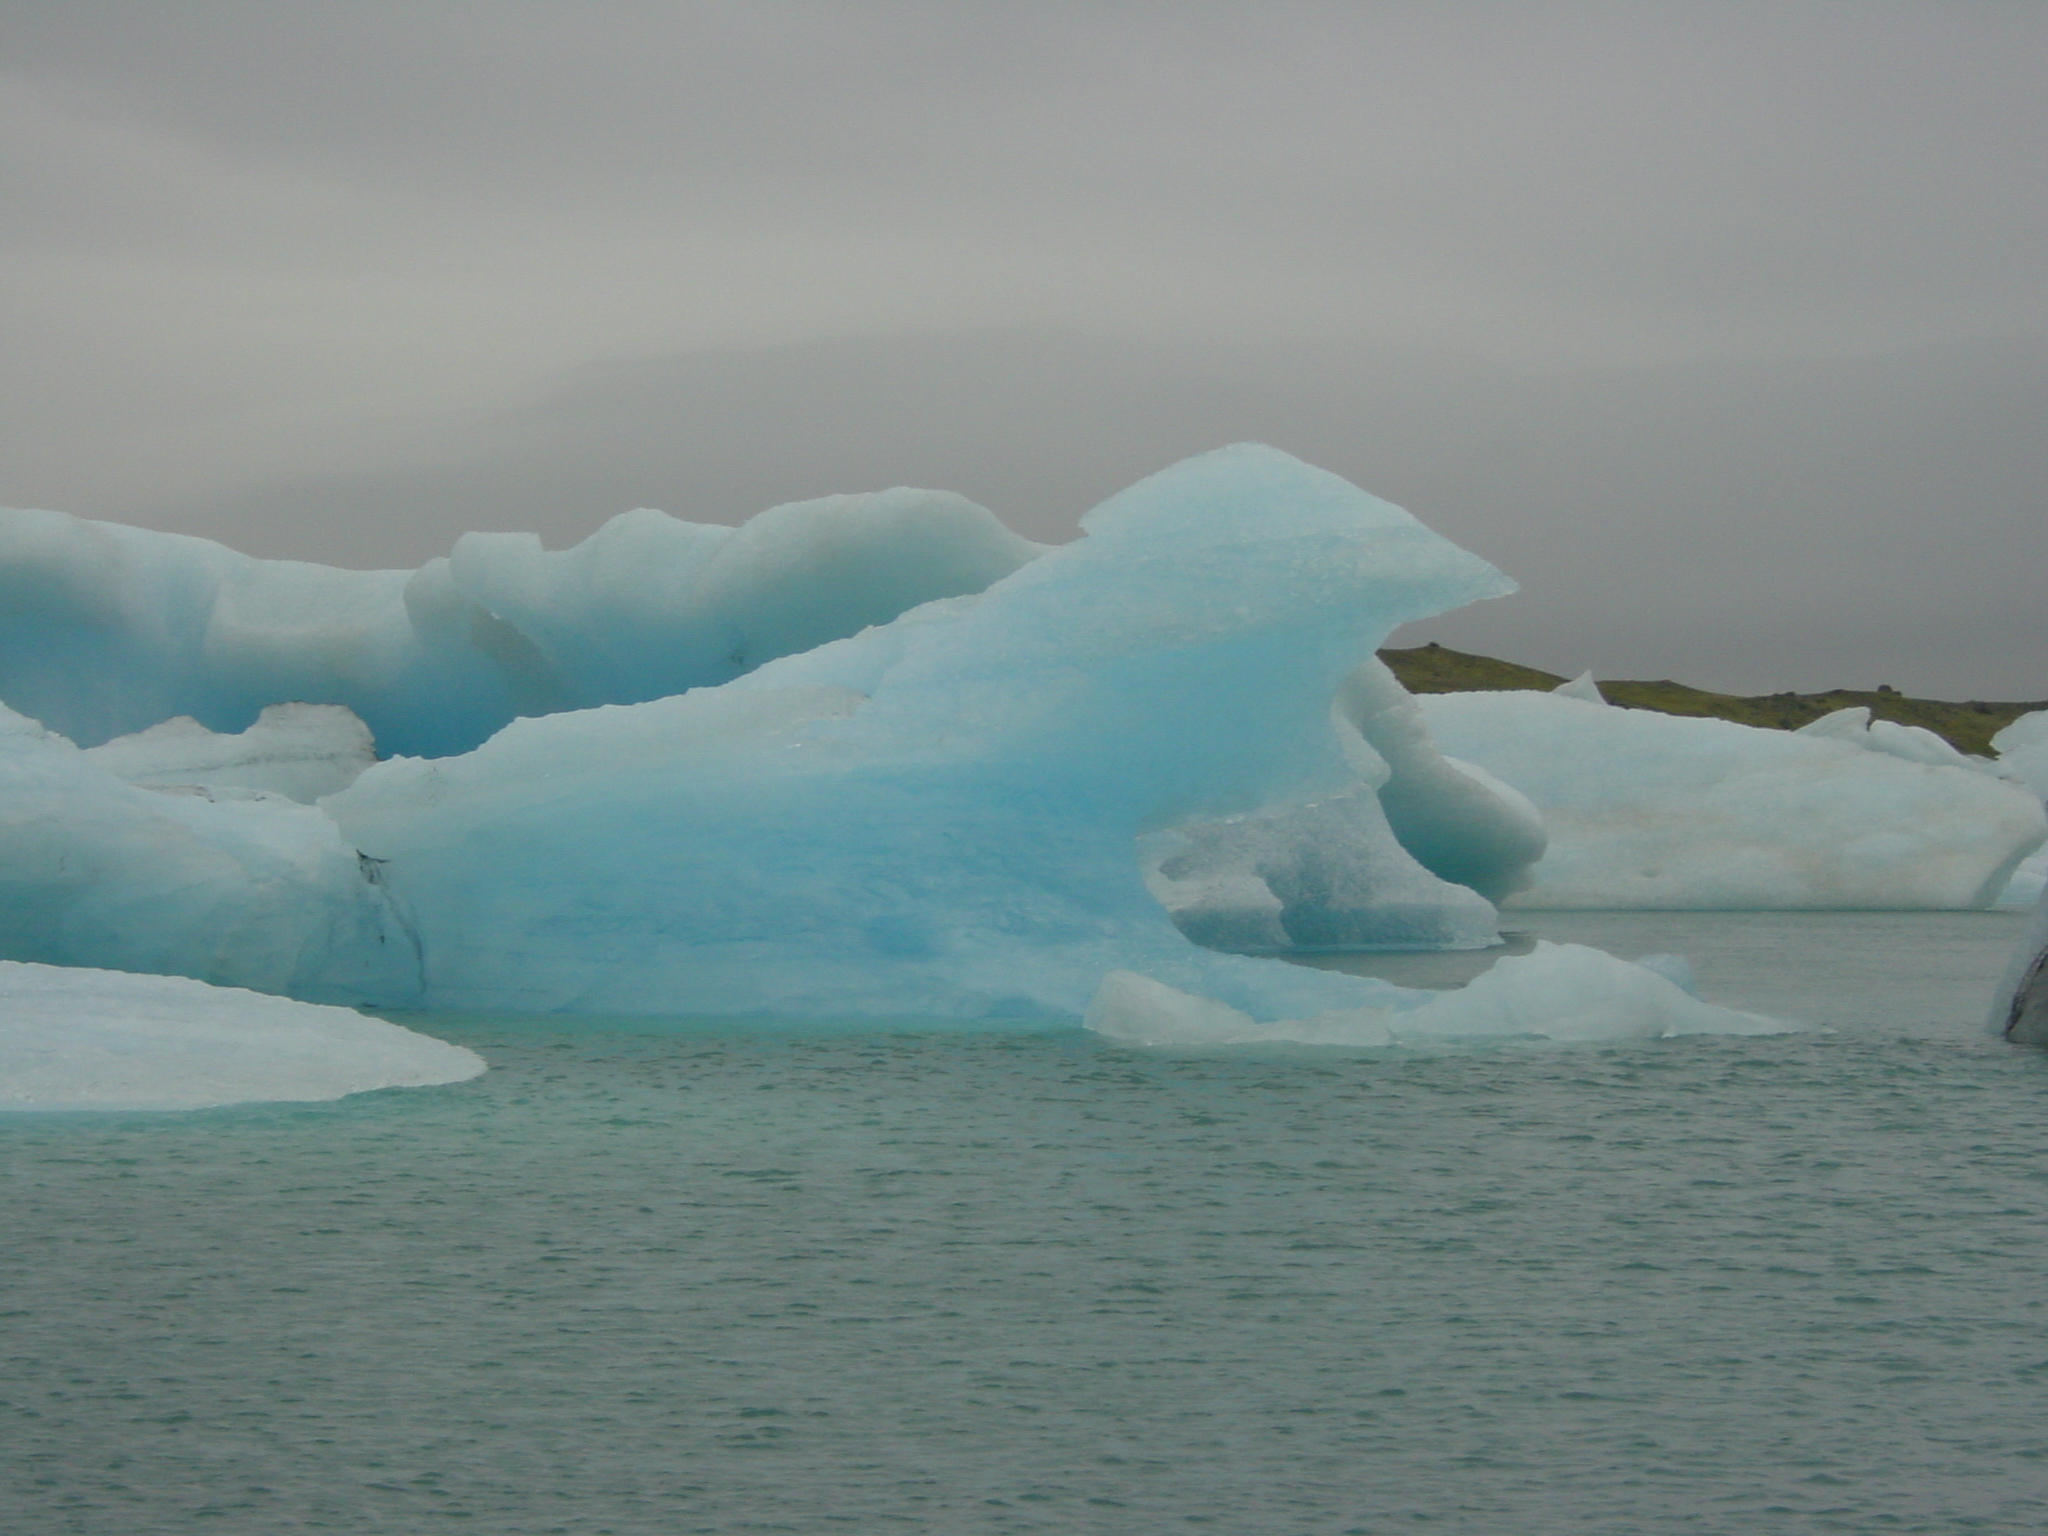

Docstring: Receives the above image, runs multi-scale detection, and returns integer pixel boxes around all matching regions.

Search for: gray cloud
[2,1,2043,697]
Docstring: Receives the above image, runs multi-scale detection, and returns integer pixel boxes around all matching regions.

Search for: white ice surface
[0,960,482,1111]
[1551,671,1608,704]
[0,490,1040,758]
[1993,710,2048,799]
[1085,942,1791,1049]
[1796,706,1984,772]
[1419,691,2047,909]
[85,702,376,802]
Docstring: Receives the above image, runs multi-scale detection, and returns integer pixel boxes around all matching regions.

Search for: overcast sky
[4,1,2043,697]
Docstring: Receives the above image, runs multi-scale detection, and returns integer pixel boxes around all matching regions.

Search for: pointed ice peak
[1551,671,1607,704]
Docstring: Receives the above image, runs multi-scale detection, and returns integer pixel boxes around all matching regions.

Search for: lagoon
[6,909,2046,1534]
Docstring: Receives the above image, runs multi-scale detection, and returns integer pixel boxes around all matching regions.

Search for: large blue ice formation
[0,489,1041,757]
[0,960,482,1111]
[1419,690,2048,909]
[322,446,1553,1019]
[0,446,1778,1043]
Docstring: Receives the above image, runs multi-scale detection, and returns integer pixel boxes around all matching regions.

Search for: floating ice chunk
[1400,941,1790,1041]
[1552,670,1607,704]
[84,702,376,802]
[0,490,1039,758]
[0,960,481,1111]
[1420,691,2047,909]
[0,703,418,1003]
[1085,942,1788,1049]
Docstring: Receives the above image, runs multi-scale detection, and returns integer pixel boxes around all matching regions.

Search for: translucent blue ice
[0,702,418,1003]
[0,446,1782,1041]
[325,446,1539,1019]
[0,489,1040,757]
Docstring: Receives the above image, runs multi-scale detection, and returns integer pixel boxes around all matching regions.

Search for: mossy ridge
[1378,642,2045,757]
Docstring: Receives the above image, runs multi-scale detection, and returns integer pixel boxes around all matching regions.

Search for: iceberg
[1418,691,2047,909]
[0,960,482,1112]
[0,489,1041,758]
[0,445,1780,1041]
[320,446,1539,1019]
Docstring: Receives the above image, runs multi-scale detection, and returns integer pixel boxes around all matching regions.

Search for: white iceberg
[1795,705,1984,772]
[1990,712,2048,906]
[1993,709,2048,799]
[1418,690,2047,909]
[0,960,482,1112]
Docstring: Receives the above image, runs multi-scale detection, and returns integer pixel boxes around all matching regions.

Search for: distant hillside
[1378,643,2045,758]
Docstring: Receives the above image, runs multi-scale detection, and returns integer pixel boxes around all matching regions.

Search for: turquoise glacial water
[6,910,2048,1534]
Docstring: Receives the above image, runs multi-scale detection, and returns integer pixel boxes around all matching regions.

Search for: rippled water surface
[7,911,2048,1534]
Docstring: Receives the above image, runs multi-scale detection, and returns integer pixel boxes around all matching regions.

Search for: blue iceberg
[0,487,1040,758]
[0,446,1784,1044]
